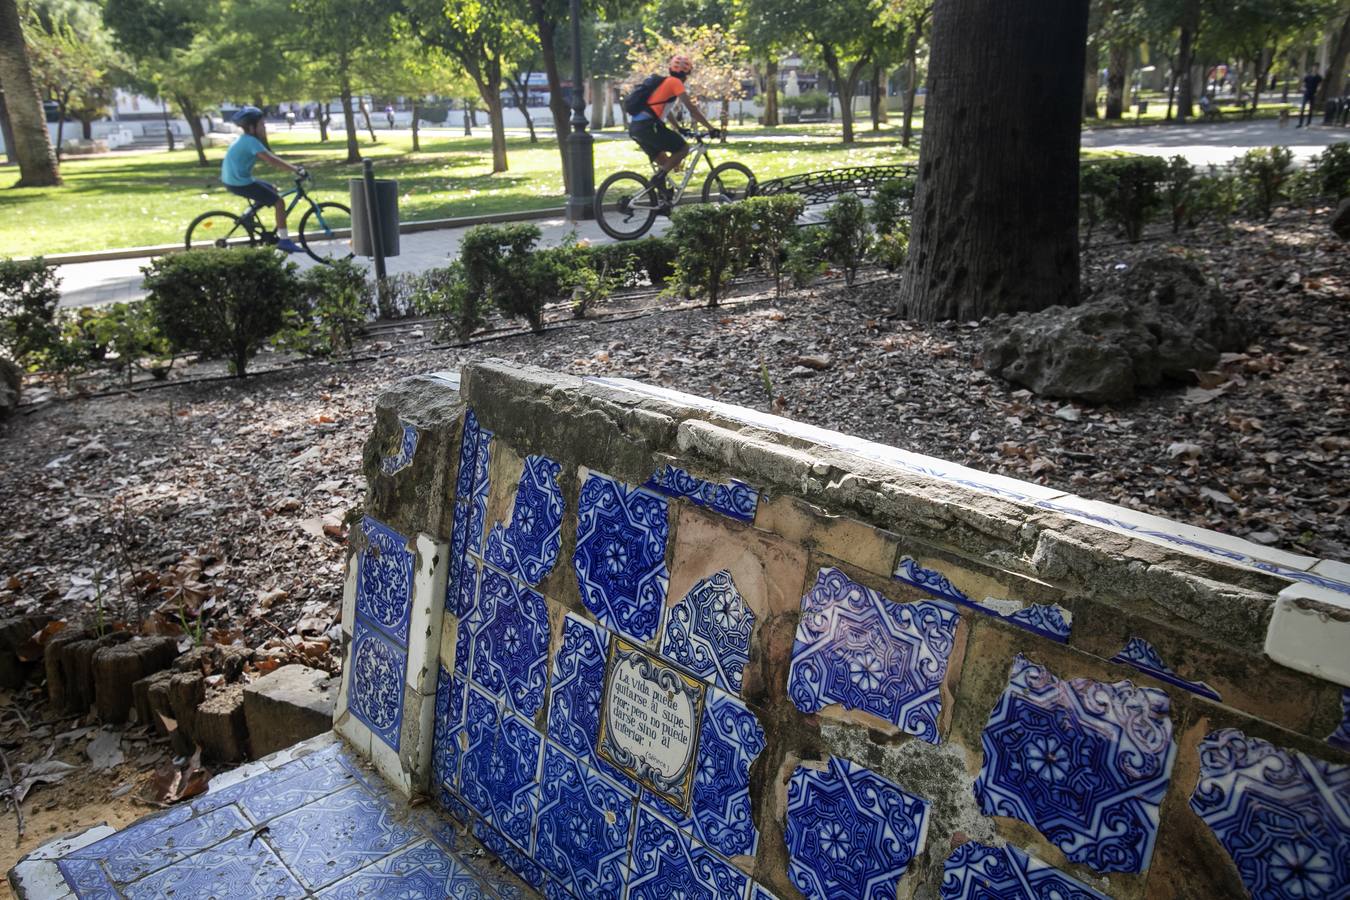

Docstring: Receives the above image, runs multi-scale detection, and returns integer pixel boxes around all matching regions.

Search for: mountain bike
[595,129,756,241]
[184,172,353,264]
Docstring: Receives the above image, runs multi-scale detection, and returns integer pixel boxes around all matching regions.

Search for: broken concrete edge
[451,359,1347,689]
[1265,583,1350,686]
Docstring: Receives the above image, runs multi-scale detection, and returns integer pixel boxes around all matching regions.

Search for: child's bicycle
[184,172,353,264]
[595,129,756,240]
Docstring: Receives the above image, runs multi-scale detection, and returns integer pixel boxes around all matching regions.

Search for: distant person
[1297,68,1323,127]
[221,106,305,253]
[285,108,296,130]
[624,54,718,206]
[385,105,395,129]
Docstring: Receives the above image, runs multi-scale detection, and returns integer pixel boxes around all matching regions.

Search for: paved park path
[51,119,1347,309]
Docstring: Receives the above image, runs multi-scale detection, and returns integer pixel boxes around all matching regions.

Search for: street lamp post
[565,0,595,221]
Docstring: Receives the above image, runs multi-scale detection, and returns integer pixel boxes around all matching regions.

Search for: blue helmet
[230,105,264,126]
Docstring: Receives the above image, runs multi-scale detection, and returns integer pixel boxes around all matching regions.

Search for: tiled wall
[335,365,1350,900]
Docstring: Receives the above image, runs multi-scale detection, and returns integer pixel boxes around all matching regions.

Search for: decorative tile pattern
[659,569,755,695]
[236,759,359,823]
[1190,728,1350,900]
[546,614,635,789]
[572,472,670,642]
[348,619,407,751]
[535,744,633,900]
[939,841,1110,900]
[455,408,485,500]
[750,884,782,900]
[788,566,959,743]
[893,556,1071,643]
[264,784,421,889]
[57,857,118,897]
[107,804,250,883]
[1110,637,1221,702]
[472,818,546,890]
[432,667,465,792]
[453,569,476,675]
[645,464,759,522]
[646,688,765,858]
[469,568,550,719]
[1327,689,1350,752]
[318,839,488,899]
[459,685,543,850]
[122,832,303,899]
[447,506,479,619]
[380,422,420,475]
[485,454,564,586]
[974,655,1175,875]
[627,806,750,900]
[356,517,416,644]
[785,756,930,900]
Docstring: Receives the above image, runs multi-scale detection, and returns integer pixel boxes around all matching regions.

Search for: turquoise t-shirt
[221,134,266,186]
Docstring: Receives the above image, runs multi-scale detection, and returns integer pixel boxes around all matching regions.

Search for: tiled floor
[14,734,529,900]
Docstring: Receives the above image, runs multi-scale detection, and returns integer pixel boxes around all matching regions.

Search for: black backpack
[624,74,666,116]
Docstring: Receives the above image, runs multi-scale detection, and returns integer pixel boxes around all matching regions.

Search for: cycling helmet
[230,105,264,126]
[669,54,693,76]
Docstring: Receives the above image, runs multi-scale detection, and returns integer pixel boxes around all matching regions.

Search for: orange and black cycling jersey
[643,76,686,120]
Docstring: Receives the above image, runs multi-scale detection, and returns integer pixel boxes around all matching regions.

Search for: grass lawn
[1082,99,1298,129]
[1,124,918,256]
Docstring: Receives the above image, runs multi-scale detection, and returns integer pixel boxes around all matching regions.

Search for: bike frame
[240,177,329,233]
[633,135,721,207]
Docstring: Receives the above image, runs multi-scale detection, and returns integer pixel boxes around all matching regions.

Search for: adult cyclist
[626,55,719,205]
[221,106,306,253]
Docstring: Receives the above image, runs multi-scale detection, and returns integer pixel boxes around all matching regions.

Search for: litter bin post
[349,163,401,262]
[363,160,386,283]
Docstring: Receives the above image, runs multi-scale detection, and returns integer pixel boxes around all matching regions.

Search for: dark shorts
[225,180,281,207]
[628,119,686,160]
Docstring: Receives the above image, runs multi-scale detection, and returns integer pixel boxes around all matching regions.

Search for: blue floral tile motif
[348,619,407,751]
[1110,637,1222,702]
[788,566,958,743]
[645,688,765,858]
[469,568,550,718]
[446,506,479,618]
[974,654,1176,875]
[1328,690,1350,752]
[459,685,543,850]
[66,803,248,885]
[893,556,1071,643]
[123,832,304,899]
[486,454,564,586]
[357,517,415,645]
[472,819,546,890]
[750,884,783,900]
[546,614,636,789]
[236,760,359,823]
[659,569,755,695]
[645,464,759,522]
[784,756,930,900]
[455,408,484,500]
[627,806,750,900]
[454,587,475,676]
[939,842,1110,900]
[380,421,420,475]
[318,839,487,899]
[572,471,670,642]
[439,787,471,825]
[1190,728,1350,900]
[535,744,633,900]
[432,667,466,792]
[57,857,118,897]
[266,784,420,890]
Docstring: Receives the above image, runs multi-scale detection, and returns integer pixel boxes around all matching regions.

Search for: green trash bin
[349,178,400,257]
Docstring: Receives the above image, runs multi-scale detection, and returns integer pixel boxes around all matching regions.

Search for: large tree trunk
[340,76,361,163]
[589,76,604,131]
[360,102,377,141]
[899,0,1088,321]
[870,63,884,130]
[318,102,330,142]
[1083,49,1099,118]
[80,117,92,140]
[0,86,19,165]
[763,58,779,126]
[0,0,60,186]
[529,0,572,191]
[901,35,920,147]
[602,81,614,128]
[160,100,175,151]
[481,88,507,173]
[507,76,538,142]
[1319,9,1350,106]
[411,100,420,151]
[55,92,68,160]
[1105,41,1129,118]
[821,46,870,143]
[1176,4,1198,122]
[177,94,208,166]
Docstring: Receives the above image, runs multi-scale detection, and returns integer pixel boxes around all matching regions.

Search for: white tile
[368,722,413,797]
[9,859,74,899]
[406,534,449,697]
[206,759,269,791]
[334,703,373,760]
[24,825,115,860]
[339,549,359,639]
[1311,559,1350,585]
[1265,584,1350,688]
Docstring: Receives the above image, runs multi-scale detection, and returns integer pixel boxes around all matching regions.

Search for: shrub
[1234,146,1294,219]
[1163,156,1196,233]
[0,257,62,367]
[632,236,677,285]
[821,193,871,287]
[782,91,829,113]
[1313,142,1350,200]
[410,262,477,342]
[783,226,827,288]
[742,194,805,298]
[546,239,635,318]
[459,224,551,331]
[277,259,375,357]
[1080,156,1168,242]
[144,248,301,376]
[82,303,171,383]
[872,220,910,272]
[669,202,753,306]
[870,177,916,235]
[1186,168,1243,227]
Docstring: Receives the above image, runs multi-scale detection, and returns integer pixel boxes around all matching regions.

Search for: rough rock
[1333,197,1350,240]
[92,636,178,724]
[0,357,19,418]
[196,684,249,763]
[0,614,51,688]
[243,664,336,757]
[979,257,1249,403]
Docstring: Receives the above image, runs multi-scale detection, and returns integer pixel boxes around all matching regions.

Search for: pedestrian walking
[385,105,396,130]
[1297,68,1323,127]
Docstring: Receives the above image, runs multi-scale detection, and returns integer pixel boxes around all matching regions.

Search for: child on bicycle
[626,55,719,203]
[221,106,306,253]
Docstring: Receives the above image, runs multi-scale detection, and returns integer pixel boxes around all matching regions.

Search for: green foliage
[409,263,478,342]
[869,177,915,236]
[741,194,805,298]
[821,193,870,287]
[1312,142,1350,200]
[783,227,827,288]
[0,258,62,368]
[144,248,301,376]
[1234,146,1294,220]
[872,220,910,272]
[1080,156,1168,242]
[780,91,829,113]
[540,239,635,319]
[278,259,375,357]
[1162,156,1196,234]
[1186,167,1244,228]
[79,303,171,383]
[459,223,550,331]
[669,203,753,307]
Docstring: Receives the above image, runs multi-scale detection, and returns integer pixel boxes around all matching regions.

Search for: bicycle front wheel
[185,211,257,250]
[702,162,756,204]
[596,172,659,241]
[299,202,354,264]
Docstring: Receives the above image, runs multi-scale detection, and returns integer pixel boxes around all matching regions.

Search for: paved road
[1081,119,1345,165]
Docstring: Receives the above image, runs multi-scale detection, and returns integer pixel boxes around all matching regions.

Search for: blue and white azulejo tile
[1326,689,1350,752]
[545,613,635,789]
[892,556,1071,643]
[939,841,1110,900]
[659,569,755,695]
[1110,636,1221,702]
[121,831,303,899]
[356,517,415,645]
[534,744,633,900]
[380,421,420,475]
[348,618,407,752]
[265,784,420,890]
[572,471,669,642]
[784,755,930,900]
[317,839,486,900]
[974,654,1176,875]
[458,685,544,852]
[432,666,466,793]
[485,454,564,586]
[645,464,759,522]
[1190,727,1350,900]
[788,566,958,744]
[627,805,749,900]
[469,567,550,719]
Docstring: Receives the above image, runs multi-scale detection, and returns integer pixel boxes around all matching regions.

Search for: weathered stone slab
[243,664,337,757]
